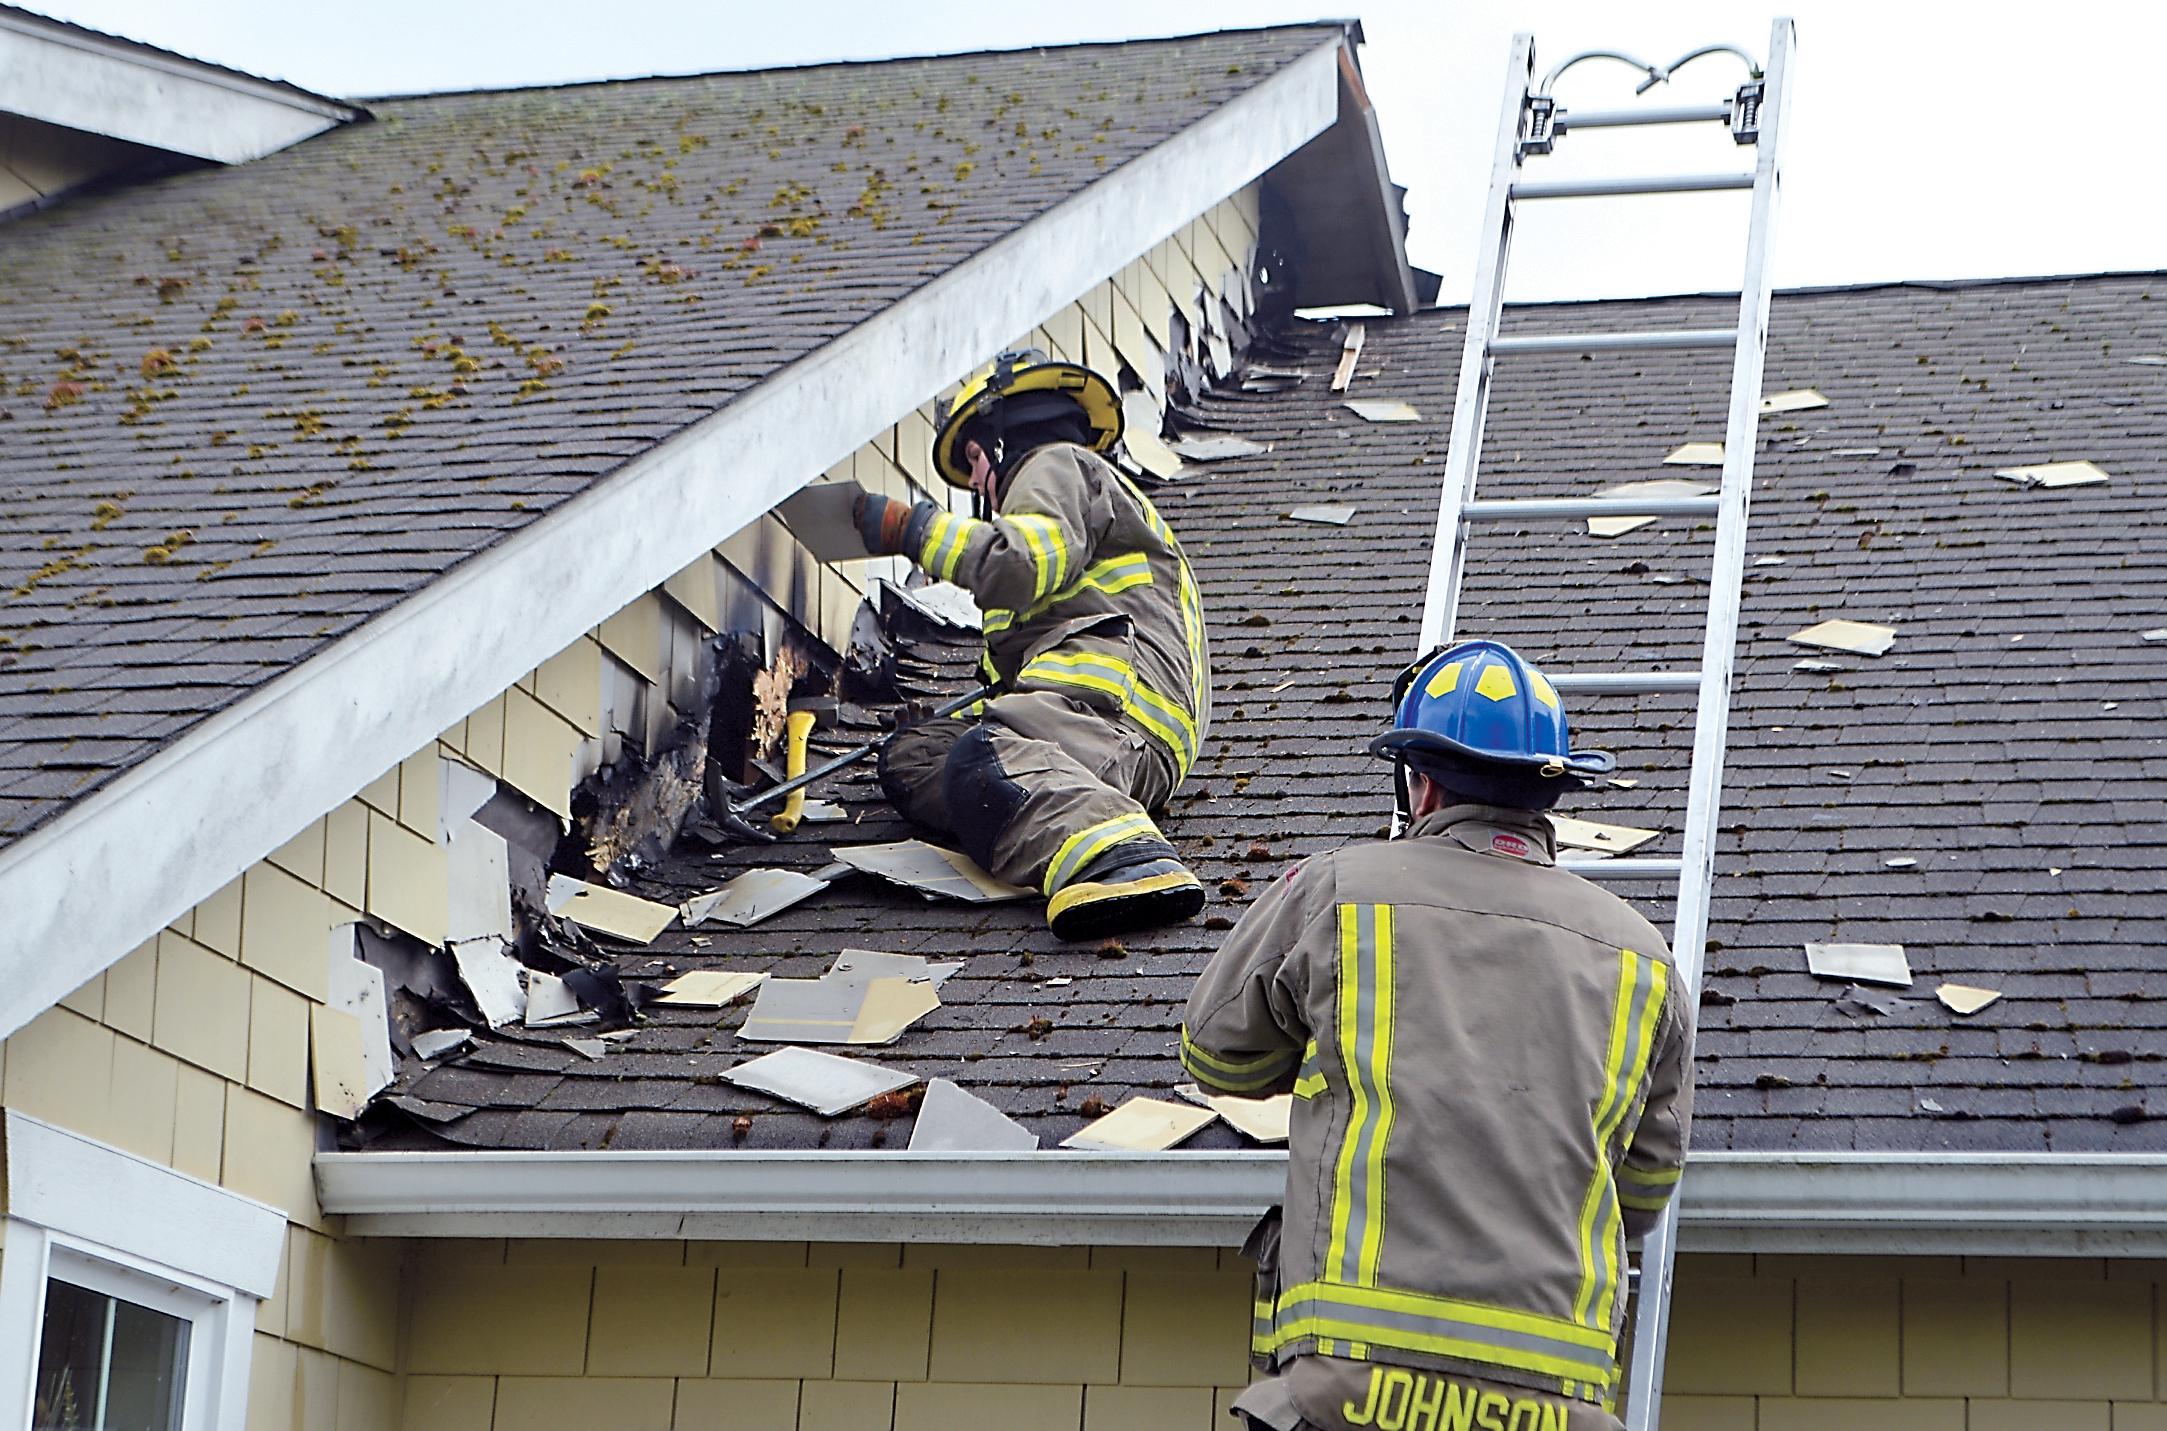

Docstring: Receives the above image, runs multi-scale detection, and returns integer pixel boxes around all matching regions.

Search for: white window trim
[0,1113,284,1431]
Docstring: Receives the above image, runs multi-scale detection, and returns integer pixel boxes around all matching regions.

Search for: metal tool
[709,686,994,843]
[1417,22,1796,1430]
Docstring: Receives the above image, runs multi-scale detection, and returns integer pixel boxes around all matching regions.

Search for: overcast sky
[31,1,2167,303]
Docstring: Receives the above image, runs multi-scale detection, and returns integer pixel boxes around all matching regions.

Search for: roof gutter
[0,35,1346,1039]
[316,1149,2167,1254]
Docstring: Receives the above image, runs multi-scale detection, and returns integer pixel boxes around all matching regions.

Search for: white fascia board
[7,1112,286,1295]
[0,12,355,164]
[0,38,1343,1042]
[318,1147,2167,1254]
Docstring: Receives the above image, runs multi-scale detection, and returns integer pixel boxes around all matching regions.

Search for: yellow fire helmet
[931,349,1122,488]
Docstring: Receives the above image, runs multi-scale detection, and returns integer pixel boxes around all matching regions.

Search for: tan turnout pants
[1235,1357,1623,1431]
[876,689,1177,897]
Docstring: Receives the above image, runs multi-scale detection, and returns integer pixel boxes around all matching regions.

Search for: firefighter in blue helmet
[1182,639,1693,1431]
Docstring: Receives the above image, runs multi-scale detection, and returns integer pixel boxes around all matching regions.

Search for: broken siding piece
[1759,389,1828,414]
[1062,1096,1218,1151]
[1804,942,1913,988]
[829,949,963,987]
[523,971,583,1026]
[545,874,677,942]
[738,974,941,1046]
[1548,815,1661,857]
[411,1029,471,1060]
[682,868,830,928]
[327,947,396,1097]
[451,938,528,1027]
[835,841,1032,902]
[656,970,767,1006]
[722,1046,917,1116]
[1937,983,2002,1015]
[1993,460,2110,488]
[1330,323,1366,392]
[1343,399,1419,423]
[1168,434,1267,462]
[908,1078,1040,1151]
[1586,479,1715,538]
[311,1005,371,1120]
[1121,391,1184,479]
[1663,442,1726,466]
[1787,619,1897,656]
[1207,1092,1292,1144]
[1285,505,1355,526]
[776,480,875,563]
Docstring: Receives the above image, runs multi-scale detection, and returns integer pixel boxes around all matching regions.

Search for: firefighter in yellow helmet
[855,350,1211,940]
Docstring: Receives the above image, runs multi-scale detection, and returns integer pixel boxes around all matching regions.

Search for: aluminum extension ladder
[1413,20,1796,1431]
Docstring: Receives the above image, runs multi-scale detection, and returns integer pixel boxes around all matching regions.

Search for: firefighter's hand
[856,493,911,556]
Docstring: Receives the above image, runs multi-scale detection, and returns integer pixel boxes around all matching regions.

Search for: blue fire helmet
[1370,639,1616,785]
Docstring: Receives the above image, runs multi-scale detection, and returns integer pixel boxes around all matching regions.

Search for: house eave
[315,1148,2167,1253]
[0,7,360,164]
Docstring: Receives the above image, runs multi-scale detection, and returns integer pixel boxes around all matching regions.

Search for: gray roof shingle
[361,270,2167,1158]
[0,23,1343,846]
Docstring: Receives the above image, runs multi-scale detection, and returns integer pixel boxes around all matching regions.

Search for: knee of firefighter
[942,724,1032,870]
[878,720,966,828]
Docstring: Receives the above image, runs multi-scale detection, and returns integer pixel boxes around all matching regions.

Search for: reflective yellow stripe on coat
[1571,949,1669,1336]
[1263,1281,1618,1390]
[1328,903,1396,1288]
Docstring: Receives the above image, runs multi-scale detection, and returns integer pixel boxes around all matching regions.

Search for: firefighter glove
[855,492,912,556]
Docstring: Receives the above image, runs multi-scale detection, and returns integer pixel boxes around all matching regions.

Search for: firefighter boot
[1046,845,1205,941]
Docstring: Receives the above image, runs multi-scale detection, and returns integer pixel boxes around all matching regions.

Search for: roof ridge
[355,22,1354,105]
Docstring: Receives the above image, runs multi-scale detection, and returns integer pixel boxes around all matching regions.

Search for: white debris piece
[1792,659,1848,673]
[1168,434,1267,462]
[2128,355,2166,366]
[908,1078,1039,1152]
[1994,460,2110,489]
[1759,389,1829,414]
[829,949,964,987]
[1344,399,1421,423]
[412,1028,473,1060]
[1753,555,1786,566]
[1585,479,1714,538]
[546,874,676,943]
[682,868,829,928]
[327,943,396,1096]
[564,1038,609,1061]
[1885,857,1918,869]
[800,800,848,823]
[1285,505,1355,526]
[722,1046,917,1117]
[1831,447,1882,457]
[1804,941,1912,988]
[1937,984,2002,1015]
[437,758,498,844]
[523,971,584,1026]
[835,841,1032,903]
[451,937,528,1027]
[1787,619,1898,656]
[775,480,875,563]
[446,820,515,945]
[1061,1096,1217,1151]
[1663,442,1726,466]
[891,580,983,631]
[2145,630,2167,643]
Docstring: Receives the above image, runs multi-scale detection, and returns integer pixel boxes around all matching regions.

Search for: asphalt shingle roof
[0,24,1341,846]
[361,270,2167,1158]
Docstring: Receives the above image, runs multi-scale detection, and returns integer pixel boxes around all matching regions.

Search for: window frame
[0,1114,282,1431]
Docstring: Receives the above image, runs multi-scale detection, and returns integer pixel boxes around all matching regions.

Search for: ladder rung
[1511,173,1754,200]
[1558,858,1682,881]
[1549,672,1701,695]
[1461,496,1718,522]
[1490,328,1736,355]
[1554,103,1731,131]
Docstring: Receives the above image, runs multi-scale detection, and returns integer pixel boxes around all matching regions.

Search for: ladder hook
[1536,49,1666,99]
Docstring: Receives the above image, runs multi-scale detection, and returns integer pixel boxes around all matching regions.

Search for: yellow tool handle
[769,709,818,834]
